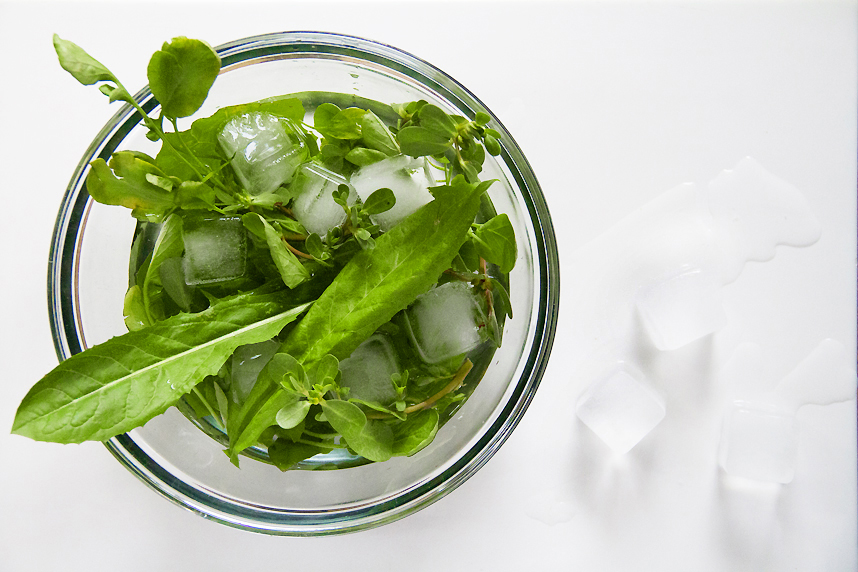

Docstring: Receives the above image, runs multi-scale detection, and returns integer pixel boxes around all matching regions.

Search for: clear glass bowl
[49,31,559,535]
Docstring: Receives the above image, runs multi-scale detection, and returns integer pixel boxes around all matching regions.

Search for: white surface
[1,1,855,571]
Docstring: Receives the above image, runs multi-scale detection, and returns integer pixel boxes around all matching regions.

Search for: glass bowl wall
[49,31,559,535]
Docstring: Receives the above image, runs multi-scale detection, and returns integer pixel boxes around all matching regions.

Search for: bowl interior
[51,32,558,534]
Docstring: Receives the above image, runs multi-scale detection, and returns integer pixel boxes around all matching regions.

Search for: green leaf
[122,285,148,331]
[242,213,310,289]
[229,177,486,456]
[11,291,312,444]
[474,111,491,126]
[276,400,310,430]
[484,135,501,157]
[359,110,399,156]
[418,105,457,138]
[313,103,341,134]
[321,399,393,462]
[361,187,396,215]
[391,409,439,456]
[471,213,517,273]
[397,126,451,157]
[141,214,184,322]
[227,352,306,455]
[345,147,388,167]
[156,96,305,181]
[53,34,114,85]
[308,354,340,386]
[281,176,486,365]
[86,152,176,219]
[213,382,230,428]
[268,439,329,471]
[147,37,221,118]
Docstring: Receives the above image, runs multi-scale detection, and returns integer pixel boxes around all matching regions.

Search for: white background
[0,1,855,571]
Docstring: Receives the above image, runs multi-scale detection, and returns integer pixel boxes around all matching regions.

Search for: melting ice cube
[291,163,355,236]
[634,264,726,351]
[339,334,401,405]
[230,339,280,404]
[576,366,666,454]
[402,281,489,365]
[218,112,308,195]
[350,154,434,231]
[718,402,799,484]
[182,217,246,285]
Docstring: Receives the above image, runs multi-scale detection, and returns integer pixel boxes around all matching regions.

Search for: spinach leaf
[11,291,312,444]
[147,37,221,119]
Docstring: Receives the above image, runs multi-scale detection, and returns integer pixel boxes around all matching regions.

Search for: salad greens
[12,35,518,470]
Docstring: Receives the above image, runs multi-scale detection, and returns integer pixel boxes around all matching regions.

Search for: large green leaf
[283,177,486,363]
[12,291,312,444]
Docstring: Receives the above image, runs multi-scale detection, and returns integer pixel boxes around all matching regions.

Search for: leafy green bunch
[12,35,517,471]
[392,100,503,183]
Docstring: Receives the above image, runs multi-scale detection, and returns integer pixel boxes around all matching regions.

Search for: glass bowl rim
[47,30,560,535]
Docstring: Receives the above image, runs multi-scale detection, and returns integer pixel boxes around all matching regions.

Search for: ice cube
[339,334,401,405]
[230,339,280,404]
[350,154,434,231]
[718,402,799,484]
[291,163,355,236]
[576,366,666,454]
[182,217,246,285]
[402,281,489,365]
[634,264,726,351]
[218,112,308,195]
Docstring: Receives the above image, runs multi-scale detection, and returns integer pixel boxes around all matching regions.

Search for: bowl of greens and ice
[15,32,559,534]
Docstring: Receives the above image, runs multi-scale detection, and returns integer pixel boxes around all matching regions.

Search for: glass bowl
[49,31,559,535]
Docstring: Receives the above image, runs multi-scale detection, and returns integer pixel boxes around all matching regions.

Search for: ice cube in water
[718,402,799,484]
[403,281,489,365]
[182,217,246,285]
[291,163,355,236]
[576,366,666,454]
[218,112,308,195]
[635,264,726,351]
[350,154,435,231]
[230,339,280,404]
[339,334,400,405]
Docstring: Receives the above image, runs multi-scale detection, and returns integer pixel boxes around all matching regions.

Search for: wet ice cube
[230,339,280,404]
[718,403,799,484]
[339,334,401,405]
[402,281,489,365]
[291,163,355,236]
[182,217,246,285]
[350,154,434,231]
[576,367,666,454]
[218,112,308,195]
[635,265,726,351]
